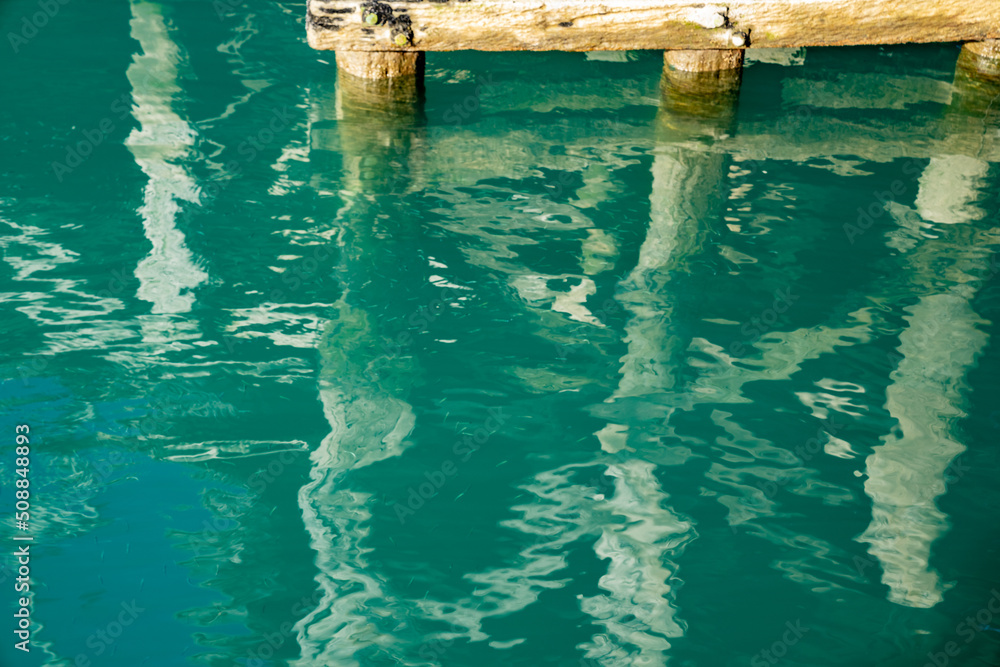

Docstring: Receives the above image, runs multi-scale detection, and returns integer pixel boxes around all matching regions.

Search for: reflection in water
[858,66,999,610]
[579,74,739,664]
[296,66,707,665]
[324,69,426,195]
[293,296,419,665]
[858,75,997,608]
[859,294,987,608]
[914,156,990,225]
[293,53,1000,663]
[595,93,730,450]
[1,0,217,576]
[416,463,616,645]
[579,460,693,666]
[0,218,127,354]
[295,83,423,657]
[125,0,207,321]
[698,311,874,525]
[10,26,1000,666]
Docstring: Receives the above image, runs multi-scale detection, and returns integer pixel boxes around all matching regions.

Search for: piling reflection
[577,69,740,665]
[312,66,426,195]
[659,59,741,129]
[294,73,428,663]
[857,66,1000,609]
[351,137,627,659]
[859,294,987,608]
[294,65,677,663]
[293,301,420,664]
[595,68,733,449]
[957,41,1000,82]
[294,312,422,661]
[125,0,207,330]
[12,29,1000,666]
[622,61,887,609]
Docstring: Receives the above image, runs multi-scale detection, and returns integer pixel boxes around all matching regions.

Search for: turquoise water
[3,1,1000,665]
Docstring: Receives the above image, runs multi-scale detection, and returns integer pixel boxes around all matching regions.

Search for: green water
[3,1,1000,666]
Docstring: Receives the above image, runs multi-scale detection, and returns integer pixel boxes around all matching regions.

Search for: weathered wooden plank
[307,0,1000,52]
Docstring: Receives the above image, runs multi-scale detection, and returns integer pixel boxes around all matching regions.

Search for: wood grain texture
[664,48,744,72]
[307,0,1000,52]
[336,50,425,77]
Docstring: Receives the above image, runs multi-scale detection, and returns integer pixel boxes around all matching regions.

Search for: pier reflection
[13,29,1000,666]
[311,65,426,195]
[857,62,1000,609]
[126,0,207,337]
[296,78,428,660]
[577,66,740,664]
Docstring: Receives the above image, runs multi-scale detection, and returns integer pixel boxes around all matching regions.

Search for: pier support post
[595,50,741,457]
[338,67,425,193]
[335,51,425,80]
[661,49,744,124]
[308,57,425,194]
[958,40,1000,80]
[663,49,744,75]
[910,43,1000,226]
[952,45,1000,124]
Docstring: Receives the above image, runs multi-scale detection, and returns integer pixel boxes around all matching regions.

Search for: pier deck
[307,0,999,53]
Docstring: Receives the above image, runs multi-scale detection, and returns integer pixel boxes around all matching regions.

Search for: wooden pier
[308,0,1000,80]
[305,0,1000,201]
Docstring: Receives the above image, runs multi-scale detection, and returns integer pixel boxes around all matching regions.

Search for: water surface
[2,2,1000,666]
